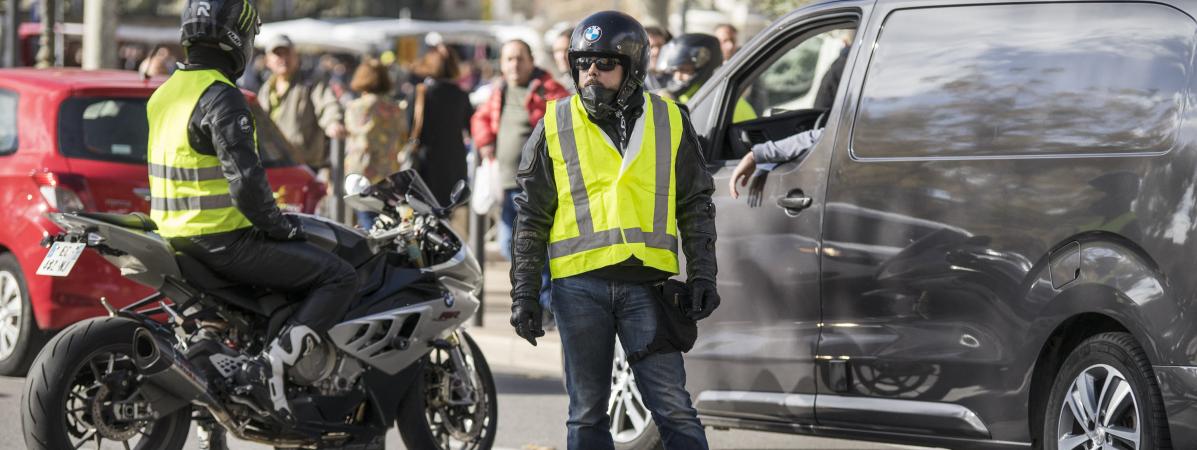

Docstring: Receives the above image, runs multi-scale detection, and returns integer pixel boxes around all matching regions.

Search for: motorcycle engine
[287,340,338,386]
[289,342,367,396]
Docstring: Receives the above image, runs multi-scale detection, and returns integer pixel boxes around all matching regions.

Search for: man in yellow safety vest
[509,11,720,450]
[148,0,357,435]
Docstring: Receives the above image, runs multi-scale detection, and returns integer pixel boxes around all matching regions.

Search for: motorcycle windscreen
[381,169,444,210]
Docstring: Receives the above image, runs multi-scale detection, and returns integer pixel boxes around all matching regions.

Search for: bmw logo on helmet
[583,25,602,42]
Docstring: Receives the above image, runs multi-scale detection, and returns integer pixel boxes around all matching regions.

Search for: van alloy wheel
[609,342,651,443]
[1056,363,1140,450]
[0,269,23,360]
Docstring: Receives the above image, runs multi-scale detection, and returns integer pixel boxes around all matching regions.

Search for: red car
[0,68,326,374]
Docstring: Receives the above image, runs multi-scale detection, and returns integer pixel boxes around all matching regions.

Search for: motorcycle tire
[22,317,192,450]
[397,331,498,450]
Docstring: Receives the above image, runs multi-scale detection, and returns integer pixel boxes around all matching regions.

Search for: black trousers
[176,228,358,333]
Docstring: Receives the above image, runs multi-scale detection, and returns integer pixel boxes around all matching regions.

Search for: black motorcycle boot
[237,324,322,422]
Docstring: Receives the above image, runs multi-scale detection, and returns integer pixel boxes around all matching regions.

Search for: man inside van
[729,31,853,198]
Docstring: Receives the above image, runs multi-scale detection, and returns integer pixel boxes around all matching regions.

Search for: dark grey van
[605,1,1197,449]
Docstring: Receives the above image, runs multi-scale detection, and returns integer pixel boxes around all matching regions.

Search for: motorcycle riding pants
[176,228,359,334]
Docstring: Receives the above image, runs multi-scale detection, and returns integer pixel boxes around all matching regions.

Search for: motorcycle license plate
[37,242,86,277]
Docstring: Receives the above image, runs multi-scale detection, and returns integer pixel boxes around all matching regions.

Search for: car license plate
[37,242,86,277]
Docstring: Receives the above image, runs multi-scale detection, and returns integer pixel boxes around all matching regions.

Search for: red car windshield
[57,96,295,167]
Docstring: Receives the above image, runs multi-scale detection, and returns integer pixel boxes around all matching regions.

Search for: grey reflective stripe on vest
[151,194,235,211]
[555,100,595,237]
[549,96,677,258]
[623,227,678,250]
[648,95,674,251]
[550,228,623,257]
[148,163,224,182]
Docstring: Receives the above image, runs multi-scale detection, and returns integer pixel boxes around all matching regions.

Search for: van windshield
[58,97,294,167]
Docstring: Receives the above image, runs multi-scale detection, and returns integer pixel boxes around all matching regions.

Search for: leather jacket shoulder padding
[187,81,294,238]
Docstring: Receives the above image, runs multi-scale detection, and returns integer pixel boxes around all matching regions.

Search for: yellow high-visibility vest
[147,69,253,238]
[544,93,683,279]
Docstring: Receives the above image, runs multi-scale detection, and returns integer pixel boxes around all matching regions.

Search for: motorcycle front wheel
[21,317,192,450]
[397,330,497,450]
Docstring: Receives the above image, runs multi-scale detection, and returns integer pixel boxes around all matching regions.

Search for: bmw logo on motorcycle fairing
[443,290,455,307]
[583,26,602,42]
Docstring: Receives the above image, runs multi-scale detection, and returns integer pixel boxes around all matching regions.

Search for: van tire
[0,253,47,376]
[1042,332,1170,450]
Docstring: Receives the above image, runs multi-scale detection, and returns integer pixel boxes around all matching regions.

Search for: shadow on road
[493,371,564,396]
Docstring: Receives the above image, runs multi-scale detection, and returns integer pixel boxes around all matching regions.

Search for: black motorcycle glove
[686,279,720,321]
[266,215,305,242]
[510,296,545,346]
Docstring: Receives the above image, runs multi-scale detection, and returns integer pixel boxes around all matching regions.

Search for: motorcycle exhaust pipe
[130,328,316,448]
[132,327,209,402]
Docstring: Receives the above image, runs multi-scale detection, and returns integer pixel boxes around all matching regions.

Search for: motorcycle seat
[77,212,158,231]
[174,253,241,290]
[174,253,288,316]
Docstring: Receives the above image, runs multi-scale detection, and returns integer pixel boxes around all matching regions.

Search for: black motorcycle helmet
[568,11,650,120]
[180,0,261,78]
[656,33,722,99]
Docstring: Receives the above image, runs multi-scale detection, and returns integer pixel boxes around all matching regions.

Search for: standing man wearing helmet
[509,11,718,450]
[150,1,358,442]
[657,33,756,123]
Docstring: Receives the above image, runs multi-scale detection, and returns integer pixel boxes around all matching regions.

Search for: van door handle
[133,188,150,201]
[777,191,813,213]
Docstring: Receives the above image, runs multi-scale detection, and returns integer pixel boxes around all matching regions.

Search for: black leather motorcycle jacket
[509,92,718,302]
[182,46,296,239]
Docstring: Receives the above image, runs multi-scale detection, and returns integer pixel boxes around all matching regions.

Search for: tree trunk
[642,0,668,28]
[82,0,118,70]
[3,0,18,67]
[36,0,55,68]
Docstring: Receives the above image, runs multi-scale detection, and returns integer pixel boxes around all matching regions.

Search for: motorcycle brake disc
[90,384,145,441]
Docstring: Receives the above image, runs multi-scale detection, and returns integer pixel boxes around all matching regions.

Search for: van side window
[740,28,854,119]
[852,3,1195,158]
[749,31,849,117]
[0,90,16,155]
[716,25,856,161]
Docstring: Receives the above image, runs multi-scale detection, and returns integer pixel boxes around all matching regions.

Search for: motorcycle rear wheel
[21,317,192,450]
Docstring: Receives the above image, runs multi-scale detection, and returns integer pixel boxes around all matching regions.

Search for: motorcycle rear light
[32,172,93,212]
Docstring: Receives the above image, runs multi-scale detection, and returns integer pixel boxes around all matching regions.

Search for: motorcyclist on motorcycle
[148,0,358,428]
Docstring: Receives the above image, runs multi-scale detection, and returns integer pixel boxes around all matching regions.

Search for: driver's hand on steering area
[729,151,757,199]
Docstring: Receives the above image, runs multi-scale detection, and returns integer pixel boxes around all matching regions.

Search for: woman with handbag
[345,59,405,229]
[408,50,473,216]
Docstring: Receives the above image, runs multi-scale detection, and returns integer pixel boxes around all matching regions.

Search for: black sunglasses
[574,56,621,72]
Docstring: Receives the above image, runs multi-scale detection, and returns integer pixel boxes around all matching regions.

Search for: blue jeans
[552,274,708,450]
[498,188,520,261]
[501,188,552,311]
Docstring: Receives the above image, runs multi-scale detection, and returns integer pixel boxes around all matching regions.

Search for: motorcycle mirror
[448,180,470,209]
[344,174,371,196]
